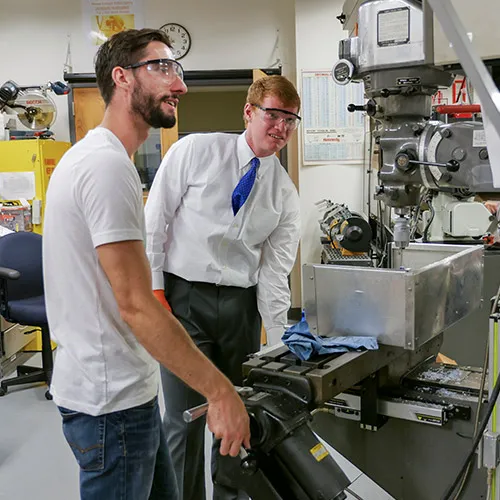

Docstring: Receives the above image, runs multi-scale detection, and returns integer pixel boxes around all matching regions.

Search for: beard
[131,86,177,129]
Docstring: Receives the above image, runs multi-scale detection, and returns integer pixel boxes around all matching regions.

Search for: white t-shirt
[43,127,159,416]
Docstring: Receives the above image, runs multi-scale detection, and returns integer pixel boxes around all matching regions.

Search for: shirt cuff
[265,326,285,346]
[151,271,165,291]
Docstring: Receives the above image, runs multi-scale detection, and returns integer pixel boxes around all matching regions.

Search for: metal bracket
[360,373,388,431]
[482,431,500,469]
[444,404,471,422]
[325,391,470,428]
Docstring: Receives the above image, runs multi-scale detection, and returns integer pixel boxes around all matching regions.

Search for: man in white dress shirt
[144,75,301,500]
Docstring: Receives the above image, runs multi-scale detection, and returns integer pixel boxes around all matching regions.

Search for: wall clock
[160,23,191,60]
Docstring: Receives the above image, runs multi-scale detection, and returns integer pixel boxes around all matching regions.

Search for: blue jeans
[58,397,179,500]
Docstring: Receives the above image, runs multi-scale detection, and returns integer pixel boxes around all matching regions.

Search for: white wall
[146,0,296,75]
[1,0,81,142]
[295,0,365,266]
[0,0,296,142]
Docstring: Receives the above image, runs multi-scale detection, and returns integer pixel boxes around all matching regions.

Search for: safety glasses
[123,58,184,82]
[251,103,301,130]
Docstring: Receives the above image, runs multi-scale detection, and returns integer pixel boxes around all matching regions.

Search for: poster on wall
[301,70,366,164]
[82,0,145,47]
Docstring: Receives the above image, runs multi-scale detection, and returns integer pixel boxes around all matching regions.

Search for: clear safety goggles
[251,103,301,130]
[124,58,184,82]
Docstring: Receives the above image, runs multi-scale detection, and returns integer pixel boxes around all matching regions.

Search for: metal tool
[182,386,254,423]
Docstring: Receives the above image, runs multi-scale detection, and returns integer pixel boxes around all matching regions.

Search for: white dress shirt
[144,132,300,344]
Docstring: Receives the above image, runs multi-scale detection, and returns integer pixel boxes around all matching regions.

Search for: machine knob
[240,454,258,475]
[446,160,460,172]
[344,225,362,242]
[396,153,410,169]
[479,148,489,160]
[395,150,417,171]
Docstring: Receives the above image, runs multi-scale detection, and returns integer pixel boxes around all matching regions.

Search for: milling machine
[331,0,497,250]
[213,2,500,500]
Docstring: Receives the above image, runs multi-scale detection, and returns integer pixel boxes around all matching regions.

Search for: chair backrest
[0,232,44,300]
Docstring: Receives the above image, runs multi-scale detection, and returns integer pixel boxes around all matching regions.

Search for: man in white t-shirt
[43,28,250,500]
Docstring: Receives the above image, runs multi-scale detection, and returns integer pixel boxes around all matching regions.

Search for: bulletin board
[301,70,366,164]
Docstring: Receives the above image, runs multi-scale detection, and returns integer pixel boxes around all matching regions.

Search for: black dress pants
[160,273,261,500]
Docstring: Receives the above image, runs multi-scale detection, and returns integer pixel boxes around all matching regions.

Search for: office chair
[0,232,52,399]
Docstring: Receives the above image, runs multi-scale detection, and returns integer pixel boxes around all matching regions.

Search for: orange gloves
[153,289,172,312]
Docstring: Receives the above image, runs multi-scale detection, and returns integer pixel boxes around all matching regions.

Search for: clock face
[160,23,191,60]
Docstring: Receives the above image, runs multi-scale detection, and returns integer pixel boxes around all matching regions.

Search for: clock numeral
[170,27,175,31]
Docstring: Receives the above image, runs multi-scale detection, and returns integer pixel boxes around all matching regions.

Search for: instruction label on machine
[415,413,443,425]
[378,7,410,46]
[310,443,330,462]
[473,129,488,148]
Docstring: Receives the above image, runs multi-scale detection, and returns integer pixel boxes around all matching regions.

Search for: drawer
[1,323,36,360]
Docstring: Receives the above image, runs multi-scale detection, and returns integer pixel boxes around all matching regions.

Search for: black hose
[450,283,500,499]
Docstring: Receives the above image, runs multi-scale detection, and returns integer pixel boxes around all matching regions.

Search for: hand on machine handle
[207,388,251,458]
[153,289,172,312]
[184,386,252,458]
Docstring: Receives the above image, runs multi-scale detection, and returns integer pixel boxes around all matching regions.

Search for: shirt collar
[237,132,275,173]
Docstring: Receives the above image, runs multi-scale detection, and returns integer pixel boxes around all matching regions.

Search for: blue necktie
[231,157,260,215]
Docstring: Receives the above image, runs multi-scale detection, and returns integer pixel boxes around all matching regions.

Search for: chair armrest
[0,267,20,280]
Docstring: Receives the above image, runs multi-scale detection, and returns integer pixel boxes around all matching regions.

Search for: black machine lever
[347,100,378,116]
[347,104,365,112]
[409,159,460,172]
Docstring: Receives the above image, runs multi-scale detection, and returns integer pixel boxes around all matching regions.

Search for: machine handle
[182,386,254,423]
[347,103,365,112]
[347,100,378,116]
[183,402,209,423]
[408,159,460,171]
[435,104,481,114]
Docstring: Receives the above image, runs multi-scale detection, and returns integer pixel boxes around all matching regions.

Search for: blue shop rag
[281,318,379,361]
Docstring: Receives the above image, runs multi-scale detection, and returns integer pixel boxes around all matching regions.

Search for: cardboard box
[0,201,32,232]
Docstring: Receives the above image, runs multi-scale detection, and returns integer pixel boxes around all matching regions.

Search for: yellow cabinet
[0,140,70,356]
[0,139,71,234]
